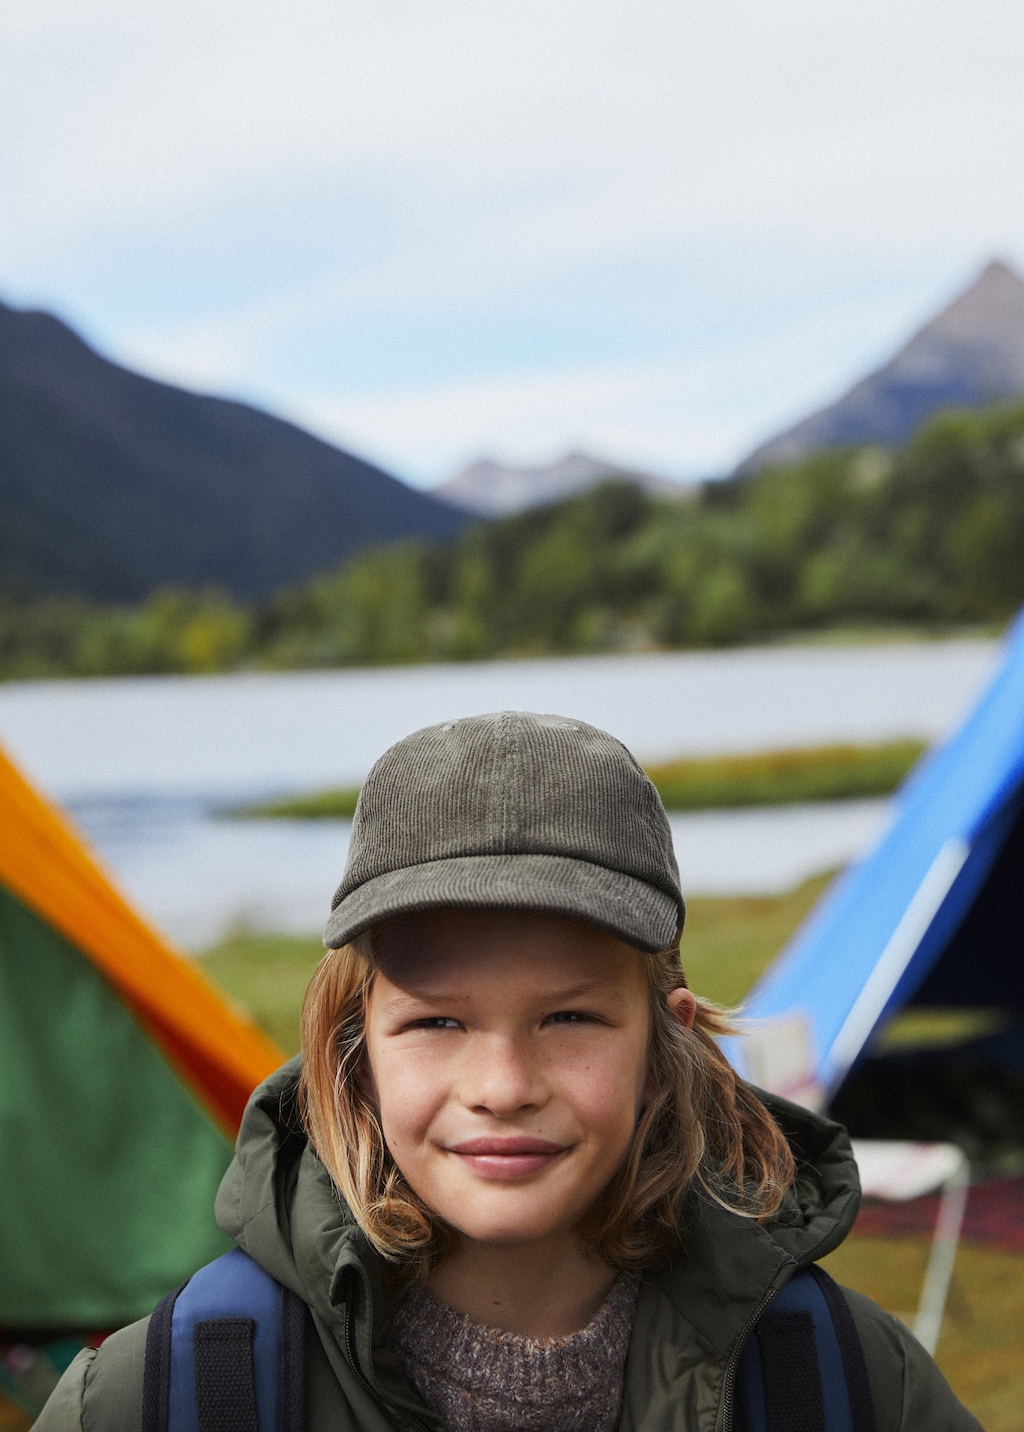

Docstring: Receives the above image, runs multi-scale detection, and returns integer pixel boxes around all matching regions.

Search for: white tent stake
[912,1152,970,1356]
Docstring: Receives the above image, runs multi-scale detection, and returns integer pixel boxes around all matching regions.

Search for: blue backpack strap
[142,1247,306,1432]
[736,1266,877,1432]
[807,1266,877,1432]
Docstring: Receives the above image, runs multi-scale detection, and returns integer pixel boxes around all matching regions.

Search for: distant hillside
[0,301,466,602]
[435,450,689,516]
[4,396,1024,680]
[255,397,1024,666]
[740,260,1024,474]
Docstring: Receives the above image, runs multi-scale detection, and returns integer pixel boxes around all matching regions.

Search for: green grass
[225,740,928,820]
[202,932,327,1054]
[646,739,927,810]
[225,786,362,819]
[681,872,835,1006]
[875,1006,1011,1052]
[193,871,1024,1429]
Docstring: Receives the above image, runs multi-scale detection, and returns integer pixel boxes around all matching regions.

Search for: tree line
[3,398,1023,680]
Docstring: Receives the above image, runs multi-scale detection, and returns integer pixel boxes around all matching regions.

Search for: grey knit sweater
[390,1274,640,1432]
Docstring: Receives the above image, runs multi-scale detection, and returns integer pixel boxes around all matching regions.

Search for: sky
[4,1,1024,488]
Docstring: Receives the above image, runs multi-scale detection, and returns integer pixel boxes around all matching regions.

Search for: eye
[545,1010,597,1026]
[407,1016,462,1031]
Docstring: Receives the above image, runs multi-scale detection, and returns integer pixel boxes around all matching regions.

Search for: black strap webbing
[194,1318,259,1432]
[142,1284,185,1432]
[756,1311,826,1432]
[809,1266,878,1432]
[280,1289,306,1432]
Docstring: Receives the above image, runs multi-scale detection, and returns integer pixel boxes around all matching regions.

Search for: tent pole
[912,1152,969,1355]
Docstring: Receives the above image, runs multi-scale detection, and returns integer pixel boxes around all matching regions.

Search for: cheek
[368,1047,447,1153]
[559,1039,648,1147]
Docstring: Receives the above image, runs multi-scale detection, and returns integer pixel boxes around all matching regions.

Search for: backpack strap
[142,1247,306,1432]
[143,1281,185,1432]
[807,1266,877,1432]
[280,1278,306,1432]
[735,1266,877,1432]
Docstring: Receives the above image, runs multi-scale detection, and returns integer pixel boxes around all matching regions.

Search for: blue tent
[727,612,1024,1156]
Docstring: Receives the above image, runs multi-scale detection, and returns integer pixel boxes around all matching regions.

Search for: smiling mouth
[446,1137,568,1180]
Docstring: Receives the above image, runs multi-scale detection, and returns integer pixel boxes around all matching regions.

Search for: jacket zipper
[715,1287,777,1432]
[341,1270,434,1432]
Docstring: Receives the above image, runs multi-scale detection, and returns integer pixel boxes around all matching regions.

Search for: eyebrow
[544,981,612,1000]
[385,980,615,1006]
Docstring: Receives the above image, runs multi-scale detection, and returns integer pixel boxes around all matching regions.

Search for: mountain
[434,450,689,517]
[0,301,466,603]
[739,260,1024,474]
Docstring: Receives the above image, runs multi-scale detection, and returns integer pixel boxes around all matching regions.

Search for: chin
[444,1198,581,1249]
[454,1219,563,1248]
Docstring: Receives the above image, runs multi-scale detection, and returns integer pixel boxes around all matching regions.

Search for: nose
[459,1034,547,1118]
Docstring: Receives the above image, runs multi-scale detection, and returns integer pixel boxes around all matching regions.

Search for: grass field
[227,739,927,820]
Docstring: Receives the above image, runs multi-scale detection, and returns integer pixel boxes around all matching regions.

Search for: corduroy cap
[324,711,684,953]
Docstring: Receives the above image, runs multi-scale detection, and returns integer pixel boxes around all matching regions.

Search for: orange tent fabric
[0,744,283,1136]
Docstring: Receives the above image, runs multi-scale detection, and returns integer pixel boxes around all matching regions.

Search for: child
[38,711,979,1430]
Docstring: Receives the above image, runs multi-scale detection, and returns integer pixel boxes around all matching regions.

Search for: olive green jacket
[36,1060,980,1431]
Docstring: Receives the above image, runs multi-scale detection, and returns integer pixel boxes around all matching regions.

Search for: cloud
[4,1,1024,477]
[7,0,1024,256]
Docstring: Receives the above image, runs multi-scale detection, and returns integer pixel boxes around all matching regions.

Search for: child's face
[361,909,655,1253]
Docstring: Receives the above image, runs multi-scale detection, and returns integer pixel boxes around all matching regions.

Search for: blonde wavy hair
[299,923,795,1276]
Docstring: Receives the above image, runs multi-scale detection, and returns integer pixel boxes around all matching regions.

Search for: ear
[666,986,697,1030]
[642,985,698,1107]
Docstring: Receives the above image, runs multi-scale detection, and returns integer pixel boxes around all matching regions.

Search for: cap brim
[324,852,680,954]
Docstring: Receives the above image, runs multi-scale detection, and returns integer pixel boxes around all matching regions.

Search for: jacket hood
[216,1057,377,1325]
[216,1058,861,1373]
[647,1085,861,1357]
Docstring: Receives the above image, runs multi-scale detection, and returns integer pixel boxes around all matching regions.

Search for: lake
[0,638,1000,948]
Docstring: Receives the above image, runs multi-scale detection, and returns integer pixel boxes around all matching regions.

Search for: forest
[3,397,1023,680]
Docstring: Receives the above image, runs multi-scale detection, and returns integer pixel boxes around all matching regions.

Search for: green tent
[0,744,283,1414]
